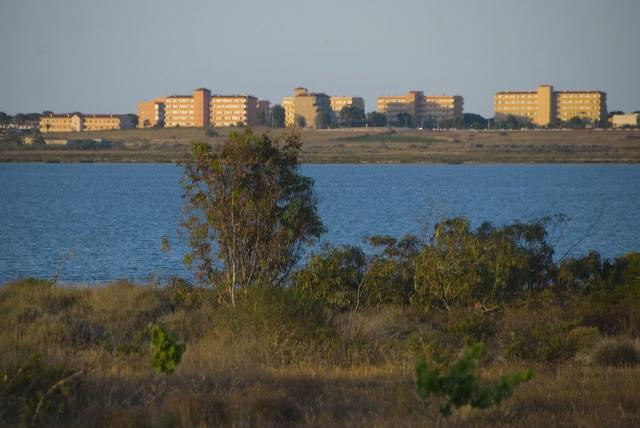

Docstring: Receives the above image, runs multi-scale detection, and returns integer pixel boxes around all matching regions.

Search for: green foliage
[463,113,487,129]
[392,112,413,127]
[339,106,366,127]
[294,235,418,311]
[366,111,387,127]
[314,110,333,129]
[0,354,82,426]
[181,129,325,305]
[271,104,285,128]
[495,114,533,129]
[149,323,185,374]
[413,217,555,310]
[205,128,218,137]
[415,343,533,417]
[294,245,366,311]
[449,310,496,346]
[564,116,588,129]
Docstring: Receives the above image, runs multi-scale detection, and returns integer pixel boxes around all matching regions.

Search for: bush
[209,287,335,365]
[413,218,555,310]
[415,343,533,417]
[0,354,83,426]
[149,323,186,374]
[592,338,640,367]
[449,309,496,346]
[500,305,580,362]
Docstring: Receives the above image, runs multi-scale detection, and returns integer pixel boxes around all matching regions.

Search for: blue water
[1,163,639,283]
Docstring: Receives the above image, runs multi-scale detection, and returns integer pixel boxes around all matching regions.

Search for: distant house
[610,113,640,128]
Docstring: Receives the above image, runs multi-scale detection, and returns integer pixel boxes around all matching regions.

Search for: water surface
[1,163,638,283]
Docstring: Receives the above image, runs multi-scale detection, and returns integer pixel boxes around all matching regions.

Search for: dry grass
[1,279,639,427]
[2,127,640,163]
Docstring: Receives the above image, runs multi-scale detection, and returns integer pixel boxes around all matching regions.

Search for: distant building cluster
[376,91,463,127]
[29,83,640,134]
[39,113,134,133]
[282,87,364,128]
[494,84,607,126]
[137,88,270,128]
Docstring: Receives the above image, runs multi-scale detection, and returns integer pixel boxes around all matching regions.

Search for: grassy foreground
[1,127,640,163]
[1,278,639,427]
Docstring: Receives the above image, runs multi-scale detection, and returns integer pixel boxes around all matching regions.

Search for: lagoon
[1,163,639,283]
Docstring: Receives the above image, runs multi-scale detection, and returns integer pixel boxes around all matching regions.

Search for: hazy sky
[1,0,638,116]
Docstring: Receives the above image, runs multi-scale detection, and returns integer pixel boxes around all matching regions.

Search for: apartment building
[494,84,607,126]
[283,87,332,128]
[210,95,257,127]
[137,100,165,128]
[377,91,464,126]
[40,113,134,133]
[137,88,265,128]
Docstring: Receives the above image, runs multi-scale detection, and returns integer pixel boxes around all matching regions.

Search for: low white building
[610,113,640,128]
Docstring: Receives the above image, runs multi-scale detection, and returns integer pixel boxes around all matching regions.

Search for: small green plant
[149,323,186,374]
[415,343,533,417]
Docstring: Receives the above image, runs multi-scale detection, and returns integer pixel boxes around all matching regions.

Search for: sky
[0,0,639,117]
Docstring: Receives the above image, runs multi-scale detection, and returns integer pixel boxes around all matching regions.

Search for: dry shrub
[499,305,580,362]
[335,305,417,344]
[243,385,300,427]
[201,287,337,366]
[592,338,640,367]
[0,352,84,426]
[160,389,228,427]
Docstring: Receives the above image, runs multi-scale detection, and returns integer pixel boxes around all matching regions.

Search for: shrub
[294,236,418,311]
[500,304,581,362]
[413,218,555,310]
[0,354,83,426]
[592,338,640,367]
[209,287,335,365]
[415,343,533,417]
[149,323,186,374]
[449,309,496,346]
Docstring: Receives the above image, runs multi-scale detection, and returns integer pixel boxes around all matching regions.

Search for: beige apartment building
[210,95,257,127]
[137,88,265,128]
[494,84,607,126]
[377,91,464,126]
[40,113,134,133]
[283,87,332,128]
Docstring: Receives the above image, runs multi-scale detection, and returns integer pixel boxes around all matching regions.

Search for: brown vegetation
[1,276,639,427]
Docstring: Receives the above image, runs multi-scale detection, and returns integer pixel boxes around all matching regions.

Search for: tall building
[137,88,265,128]
[494,84,607,126]
[283,87,332,128]
[40,113,134,133]
[210,95,257,127]
[377,91,464,126]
